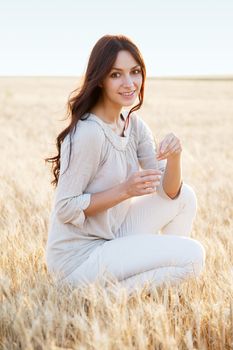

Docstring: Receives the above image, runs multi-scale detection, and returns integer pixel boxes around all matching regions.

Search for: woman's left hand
[156,133,182,160]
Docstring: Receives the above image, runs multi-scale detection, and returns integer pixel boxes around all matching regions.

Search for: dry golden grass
[0,76,233,349]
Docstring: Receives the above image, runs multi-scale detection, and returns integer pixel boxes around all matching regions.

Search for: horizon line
[0,74,233,81]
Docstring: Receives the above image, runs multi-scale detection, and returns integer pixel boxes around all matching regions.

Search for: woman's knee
[187,239,206,277]
[180,182,198,216]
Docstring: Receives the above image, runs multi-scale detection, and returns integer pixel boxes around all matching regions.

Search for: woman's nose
[123,75,134,88]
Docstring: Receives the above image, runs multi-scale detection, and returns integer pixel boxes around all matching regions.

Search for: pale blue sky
[0,0,232,76]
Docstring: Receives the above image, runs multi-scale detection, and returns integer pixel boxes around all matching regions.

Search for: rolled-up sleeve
[136,116,182,200]
[54,121,105,228]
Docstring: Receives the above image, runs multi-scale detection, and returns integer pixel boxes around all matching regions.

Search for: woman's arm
[136,115,183,201]
[54,122,105,229]
[156,132,183,199]
[84,168,162,216]
[84,183,129,216]
[162,153,182,199]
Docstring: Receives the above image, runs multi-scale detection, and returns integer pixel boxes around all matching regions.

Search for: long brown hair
[45,34,147,187]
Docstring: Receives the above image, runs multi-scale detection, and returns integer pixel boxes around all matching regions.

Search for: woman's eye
[111,72,120,78]
[110,69,141,78]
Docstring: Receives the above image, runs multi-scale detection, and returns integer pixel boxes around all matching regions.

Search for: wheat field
[0,76,233,349]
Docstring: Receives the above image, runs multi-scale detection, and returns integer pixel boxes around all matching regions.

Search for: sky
[0,0,233,77]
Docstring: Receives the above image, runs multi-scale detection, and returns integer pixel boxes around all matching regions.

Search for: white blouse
[45,110,177,281]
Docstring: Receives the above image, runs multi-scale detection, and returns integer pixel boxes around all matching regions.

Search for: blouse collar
[83,110,132,151]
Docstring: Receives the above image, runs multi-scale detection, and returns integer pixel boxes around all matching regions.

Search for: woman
[45,34,205,294]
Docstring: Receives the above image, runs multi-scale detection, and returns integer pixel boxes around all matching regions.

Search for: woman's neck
[91,100,123,124]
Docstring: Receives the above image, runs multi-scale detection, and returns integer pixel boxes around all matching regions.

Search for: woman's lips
[119,90,136,98]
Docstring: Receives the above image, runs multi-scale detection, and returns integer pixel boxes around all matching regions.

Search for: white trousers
[60,183,206,294]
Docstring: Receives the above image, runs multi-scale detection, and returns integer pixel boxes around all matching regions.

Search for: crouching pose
[45,34,205,294]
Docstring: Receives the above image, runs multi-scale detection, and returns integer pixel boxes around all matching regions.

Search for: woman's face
[100,50,143,107]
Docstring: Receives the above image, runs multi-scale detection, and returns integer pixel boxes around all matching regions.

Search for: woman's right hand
[122,169,162,198]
